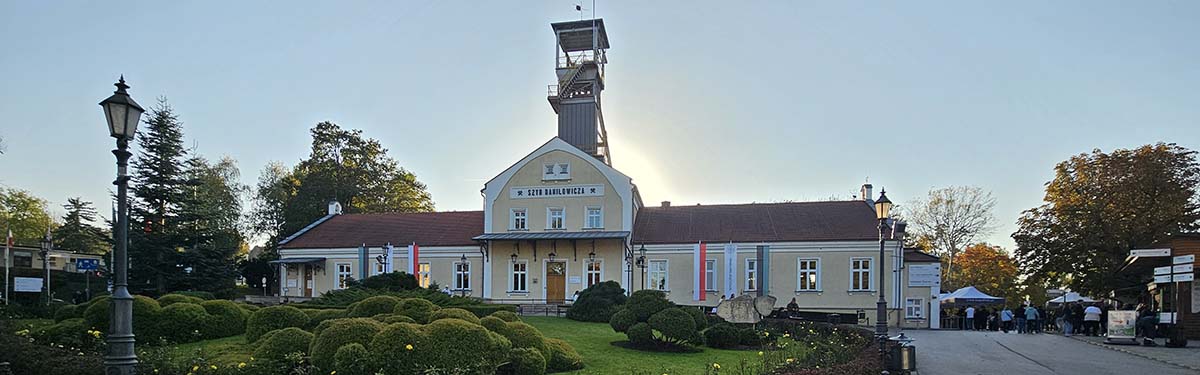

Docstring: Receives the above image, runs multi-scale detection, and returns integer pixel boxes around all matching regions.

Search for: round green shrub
[245,305,310,343]
[200,300,249,339]
[252,327,313,360]
[421,319,511,372]
[374,314,417,324]
[626,322,654,347]
[626,290,671,321]
[502,321,548,354]
[429,307,481,324]
[368,322,428,373]
[310,318,385,370]
[172,290,216,300]
[157,302,210,343]
[703,324,740,349]
[394,298,439,323]
[609,308,637,333]
[738,327,768,346]
[502,347,546,375]
[53,304,81,322]
[648,308,698,345]
[566,281,627,323]
[333,342,373,375]
[157,293,205,306]
[82,295,161,341]
[543,337,584,372]
[241,304,261,312]
[489,310,520,322]
[305,308,347,329]
[32,318,91,350]
[480,316,511,336]
[347,295,404,318]
[683,306,707,330]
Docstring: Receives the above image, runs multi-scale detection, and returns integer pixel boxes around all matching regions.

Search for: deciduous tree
[0,187,56,244]
[904,186,997,288]
[944,243,1020,303]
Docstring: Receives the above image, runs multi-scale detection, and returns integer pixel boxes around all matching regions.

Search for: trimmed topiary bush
[53,304,81,322]
[502,321,548,354]
[502,347,546,375]
[368,322,428,373]
[347,295,404,318]
[703,324,740,349]
[346,271,419,291]
[157,302,210,343]
[738,327,769,346]
[252,327,313,360]
[421,318,512,372]
[683,306,707,330]
[31,318,95,350]
[609,308,637,333]
[543,337,584,372]
[304,308,347,329]
[394,298,439,323]
[566,281,627,323]
[648,308,699,345]
[480,316,511,336]
[245,305,310,343]
[626,322,654,347]
[172,290,216,300]
[82,295,161,341]
[200,300,249,339]
[333,342,373,375]
[157,293,205,306]
[489,310,520,322]
[428,307,481,324]
[625,290,671,321]
[373,314,417,324]
[309,318,385,370]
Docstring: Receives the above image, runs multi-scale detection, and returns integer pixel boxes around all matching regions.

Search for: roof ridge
[342,210,484,216]
[642,200,862,209]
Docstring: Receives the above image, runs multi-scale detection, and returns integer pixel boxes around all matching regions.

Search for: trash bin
[887,333,917,373]
[827,313,841,324]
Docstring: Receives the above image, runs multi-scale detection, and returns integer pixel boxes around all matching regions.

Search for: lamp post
[39,232,52,306]
[99,76,145,375]
[874,189,893,374]
[459,254,468,297]
[636,244,647,290]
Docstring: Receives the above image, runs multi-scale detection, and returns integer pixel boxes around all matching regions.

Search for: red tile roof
[903,248,941,263]
[632,201,881,244]
[279,211,484,249]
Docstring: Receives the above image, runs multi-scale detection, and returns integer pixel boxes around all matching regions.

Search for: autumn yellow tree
[944,243,1020,303]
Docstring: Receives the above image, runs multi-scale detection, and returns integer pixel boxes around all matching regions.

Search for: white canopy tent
[941,286,1005,306]
[1046,292,1096,306]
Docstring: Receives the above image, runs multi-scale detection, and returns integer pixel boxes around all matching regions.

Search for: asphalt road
[900,330,1196,375]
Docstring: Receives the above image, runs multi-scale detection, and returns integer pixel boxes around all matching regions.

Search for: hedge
[31,318,94,350]
[0,323,104,375]
[157,302,209,343]
[648,308,699,345]
[480,316,511,336]
[626,322,654,347]
[703,324,740,349]
[54,304,82,322]
[420,318,511,372]
[544,337,585,372]
[81,294,161,341]
[394,298,439,323]
[502,321,548,354]
[304,308,348,329]
[459,304,518,318]
[608,308,636,333]
[171,290,216,300]
[252,327,314,360]
[347,295,404,318]
[368,322,428,373]
[373,313,417,324]
[245,305,310,342]
[200,300,249,339]
[502,347,546,375]
[489,310,521,322]
[333,342,373,375]
[310,318,385,370]
[428,307,481,324]
[566,281,627,322]
[156,293,205,306]
[625,290,671,321]
[682,306,707,330]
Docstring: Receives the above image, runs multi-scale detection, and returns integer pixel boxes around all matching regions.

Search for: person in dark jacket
[1071,303,1085,335]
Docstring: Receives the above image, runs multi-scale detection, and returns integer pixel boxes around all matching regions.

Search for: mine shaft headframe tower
[548,18,611,166]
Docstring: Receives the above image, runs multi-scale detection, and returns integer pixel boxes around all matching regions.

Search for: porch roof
[472,231,630,241]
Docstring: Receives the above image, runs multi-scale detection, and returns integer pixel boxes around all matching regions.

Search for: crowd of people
[946,302,1111,336]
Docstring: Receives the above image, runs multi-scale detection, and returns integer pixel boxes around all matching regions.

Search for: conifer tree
[52,197,109,254]
[129,98,188,293]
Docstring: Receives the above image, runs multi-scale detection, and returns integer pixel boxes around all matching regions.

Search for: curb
[1066,336,1200,371]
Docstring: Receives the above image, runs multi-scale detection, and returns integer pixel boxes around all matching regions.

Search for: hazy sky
[2,1,1198,249]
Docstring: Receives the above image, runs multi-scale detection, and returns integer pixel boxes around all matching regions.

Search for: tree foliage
[175,156,247,295]
[0,187,56,245]
[1013,143,1200,296]
[904,186,997,288]
[52,198,109,254]
[129,98,190,293]
[945,243,1020,304]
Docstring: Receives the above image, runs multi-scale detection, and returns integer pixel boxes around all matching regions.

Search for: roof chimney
[328,200,343,215]
[661,201,671,207]
[861,184,874,204]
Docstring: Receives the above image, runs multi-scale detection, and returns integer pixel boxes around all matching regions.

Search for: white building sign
[14,277,42,292]
[908,264,940,287]
[510,184,604,199]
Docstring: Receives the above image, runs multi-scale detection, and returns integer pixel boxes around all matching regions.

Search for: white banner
[14,277,41,292]
[510,184,604,199]
[723,243,737,298]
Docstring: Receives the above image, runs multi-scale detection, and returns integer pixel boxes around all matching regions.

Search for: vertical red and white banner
[693,242,707,301]
[407,243,420,276]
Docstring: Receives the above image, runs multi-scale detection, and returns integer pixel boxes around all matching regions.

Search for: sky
[1,1,1198,250]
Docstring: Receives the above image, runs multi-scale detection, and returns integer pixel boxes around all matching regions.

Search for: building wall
[278,246,485,298]
[486,239,625,302]
[488,149,626,233]
[2,248,104,273]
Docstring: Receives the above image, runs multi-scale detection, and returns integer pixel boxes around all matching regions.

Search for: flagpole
[5,227,11,305]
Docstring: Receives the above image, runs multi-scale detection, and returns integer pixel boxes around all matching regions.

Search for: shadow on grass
[609,340,704,353]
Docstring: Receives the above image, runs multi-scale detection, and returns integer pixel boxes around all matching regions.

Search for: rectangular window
[336,263,352,289]
[511,261,528,292]
[373,260,386,276]
[547,207,565,230]
[648,260,668,291]
[906,298,924,319]
[797,258,820,291]
[585,206,603,229]
[543,163,570,180]
[746,259,758,291]
[417,263,431,288]
[851,257,873,291]
[13,252,31,268]
[454,261,470,290]
[705,259,716,291]
[586,260,602,287]
[511,209,527,230]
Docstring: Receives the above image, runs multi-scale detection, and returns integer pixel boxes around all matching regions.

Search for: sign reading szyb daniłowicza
[510,184,604,199]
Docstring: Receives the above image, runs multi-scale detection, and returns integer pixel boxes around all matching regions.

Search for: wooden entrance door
[546,262,566,303]
[303,266,314,297]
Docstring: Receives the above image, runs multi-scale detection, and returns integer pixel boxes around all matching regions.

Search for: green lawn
[169,334,253,367]
[524,316,768,375]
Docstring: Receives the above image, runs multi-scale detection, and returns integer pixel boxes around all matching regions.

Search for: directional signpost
[76,259,100,300]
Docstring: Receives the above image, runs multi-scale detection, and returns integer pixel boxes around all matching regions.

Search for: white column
[278,263,286,296]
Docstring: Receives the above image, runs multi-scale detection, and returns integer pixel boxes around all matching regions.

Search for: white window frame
[585,260,603,288]
[906,298,925,319]
[850,257,874,291]
[647,259,669,291]
[745,258,758,292]
[547,207,565,230]
[705,259,717,291]
[335,262,352,290]
[453,261,471,291]
[797,258,821,292]
[510,208,527,231]
[417,262,431,288]
[510,260,528,293]
[373,259,386,276]
[585,206,603,229]
[543,163,570,181]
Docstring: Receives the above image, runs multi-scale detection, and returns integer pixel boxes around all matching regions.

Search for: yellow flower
[250,356,255,361]
[210,365,217,370]
[238,362,247,369]
[786,358,794,364]
[331,371,337,375]
[757,351,763,356]
[405,344,414,351]
[192,365,199,372]
[712,363,721,369]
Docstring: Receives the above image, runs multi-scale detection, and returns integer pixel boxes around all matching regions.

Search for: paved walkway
[1065,335,1200,371]
[900,330,1196,375]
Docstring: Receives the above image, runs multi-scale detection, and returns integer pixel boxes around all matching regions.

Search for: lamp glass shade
[99,78,145,139]
[874,193,892,219]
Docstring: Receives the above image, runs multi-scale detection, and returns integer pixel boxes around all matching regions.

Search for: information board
[908,264,940,287]
[14,277,42,292]
[1106,310,1137,342]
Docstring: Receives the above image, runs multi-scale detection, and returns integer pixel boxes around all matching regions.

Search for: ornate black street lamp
[99,76,144,375]
[874,189,893,373]
[39,232,52,306]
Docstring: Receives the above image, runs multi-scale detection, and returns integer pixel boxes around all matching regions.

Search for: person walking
[1016,305,1027,333]
[1070,303,1085,335]
[1035,306,1047,333]
[1061,303,1075,337]
[1024,303,1040,334]
[965,305,977,331]
[1084,304,1102,336]
[1000,306,1014,333]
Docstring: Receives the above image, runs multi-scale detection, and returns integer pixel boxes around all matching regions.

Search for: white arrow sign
[1173,264,1193,274]
[1174,254,1194,265]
